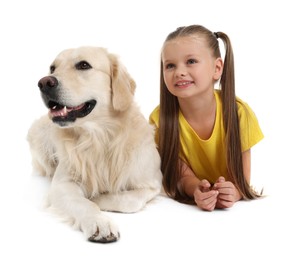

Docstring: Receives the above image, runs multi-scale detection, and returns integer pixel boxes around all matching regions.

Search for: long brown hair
[159,25,261,201]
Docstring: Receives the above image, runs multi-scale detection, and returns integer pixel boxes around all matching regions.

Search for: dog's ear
[109,54,136,111]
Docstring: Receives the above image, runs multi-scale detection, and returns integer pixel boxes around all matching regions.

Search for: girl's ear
[213,57,223,81]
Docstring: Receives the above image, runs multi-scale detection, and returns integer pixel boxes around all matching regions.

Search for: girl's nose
[175,66,187,77]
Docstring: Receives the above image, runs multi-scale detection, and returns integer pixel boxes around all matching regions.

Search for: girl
[149,25,264,211]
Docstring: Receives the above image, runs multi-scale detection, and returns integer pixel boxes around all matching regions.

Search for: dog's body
[27,46,162,242]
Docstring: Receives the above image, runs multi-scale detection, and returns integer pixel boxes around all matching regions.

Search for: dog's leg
[27,116,58,177]
[49,167,120,242]
[92,188,160,213]
[93,146,163,213]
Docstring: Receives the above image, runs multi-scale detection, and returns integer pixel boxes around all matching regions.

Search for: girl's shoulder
[235,96,257,120]
[149,105,160,125]
[214,89,255,115]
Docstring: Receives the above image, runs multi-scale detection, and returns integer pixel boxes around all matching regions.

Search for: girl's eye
[165,63,175,69]
[187,59,197,65]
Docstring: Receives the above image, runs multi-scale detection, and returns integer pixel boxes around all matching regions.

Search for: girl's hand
[194,179,219,211]
[213,176,242,209]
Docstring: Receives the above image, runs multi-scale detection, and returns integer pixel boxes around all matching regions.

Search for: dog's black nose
[38,76,58,93]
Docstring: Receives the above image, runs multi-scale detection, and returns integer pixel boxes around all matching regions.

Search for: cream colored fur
[27,46,162,243]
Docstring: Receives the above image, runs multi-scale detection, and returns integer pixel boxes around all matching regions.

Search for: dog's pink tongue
[50,106,70,117]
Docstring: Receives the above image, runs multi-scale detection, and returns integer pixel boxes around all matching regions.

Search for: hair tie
[214,32,219,39]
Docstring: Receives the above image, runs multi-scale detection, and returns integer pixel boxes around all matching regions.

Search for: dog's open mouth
[48,100,96,125]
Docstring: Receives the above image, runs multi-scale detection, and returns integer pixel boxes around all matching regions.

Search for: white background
[1,0,288,259]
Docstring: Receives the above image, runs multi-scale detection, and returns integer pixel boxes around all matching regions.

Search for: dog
[27,46,162,243]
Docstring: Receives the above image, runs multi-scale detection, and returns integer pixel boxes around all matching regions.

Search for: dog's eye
[75,61,92,70]
[50,65,55,74]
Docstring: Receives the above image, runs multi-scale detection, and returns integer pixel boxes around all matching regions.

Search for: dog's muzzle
[38,76,96,127]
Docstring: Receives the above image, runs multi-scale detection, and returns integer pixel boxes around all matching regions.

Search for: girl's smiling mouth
[175,80,194,88]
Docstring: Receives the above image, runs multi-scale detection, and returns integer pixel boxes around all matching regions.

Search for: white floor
[1,140,288,260]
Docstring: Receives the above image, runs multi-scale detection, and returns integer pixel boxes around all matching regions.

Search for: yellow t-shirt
[149,90,264,184]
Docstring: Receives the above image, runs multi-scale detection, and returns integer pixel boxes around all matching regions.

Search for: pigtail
[159,61,181,198]
[217,32,261,199]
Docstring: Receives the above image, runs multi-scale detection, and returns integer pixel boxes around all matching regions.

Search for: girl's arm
[177,160,218,211]
[213,149,251,208]
[242,149,251,183]
[177,160,201,198]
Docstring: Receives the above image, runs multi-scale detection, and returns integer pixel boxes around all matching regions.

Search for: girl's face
[162,35,223,100]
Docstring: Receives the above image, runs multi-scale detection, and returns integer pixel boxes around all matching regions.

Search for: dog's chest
[58,132,129,194]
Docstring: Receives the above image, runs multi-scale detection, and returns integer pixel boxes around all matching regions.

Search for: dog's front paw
[82,214,120,243]
[88,227,120,243]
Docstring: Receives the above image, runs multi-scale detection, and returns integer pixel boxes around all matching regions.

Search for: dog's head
[38,46,136,127]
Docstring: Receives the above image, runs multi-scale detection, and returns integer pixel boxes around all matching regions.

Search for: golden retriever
[27,46,162,243]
